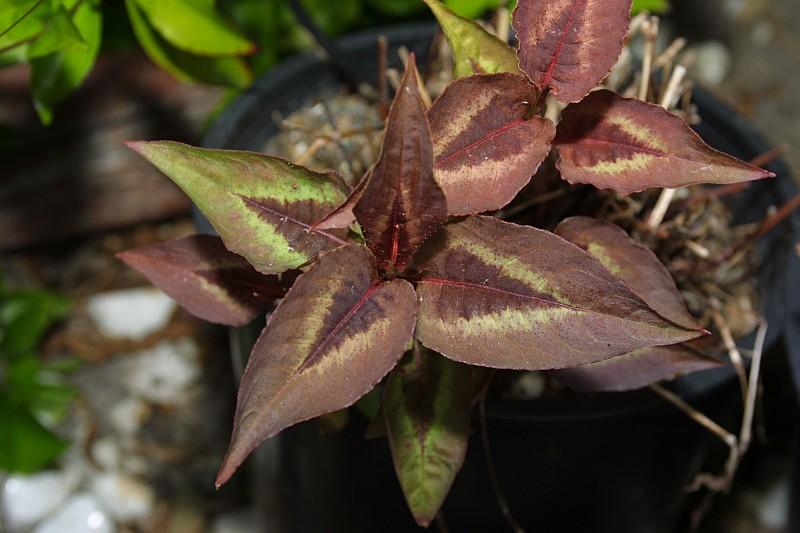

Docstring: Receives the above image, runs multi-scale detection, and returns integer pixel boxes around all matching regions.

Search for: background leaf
[428,73,554,215]
[118,235,295,326]
[415,216,704,370]
[0,289,70,356]
[127,141,350,275]
[354,55,447,274]
[385,343,472,527]
[513,0,632,103]
[26,5,87,59]
[216,245,417,486]
[554,90,774,194]
[0,393,67,474]
[424,0,519,78]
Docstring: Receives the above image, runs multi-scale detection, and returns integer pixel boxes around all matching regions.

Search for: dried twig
[711,305,748,399]
[638,16,660,101]
[649,384,737,448]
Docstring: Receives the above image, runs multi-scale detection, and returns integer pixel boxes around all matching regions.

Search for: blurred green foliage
[0,280,76,474]
[0,0,668,125]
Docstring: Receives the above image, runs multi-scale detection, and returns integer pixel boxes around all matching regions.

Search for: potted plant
[118,1,800,530]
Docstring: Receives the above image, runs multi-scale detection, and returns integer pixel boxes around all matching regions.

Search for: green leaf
[126,0,252,87]
[0,0,53,51]
[0,392,67,474]
[365,0,426,17]
[301,0,361,36]
[126,141,350,275]
[424,0,519,78]
[0,289,70,356]
[216,245,418,486]
[133,0,254,57]
[27,5,87,59]
[444,0,504,18]
[385,343,472,527]
[632,0,669,14]
[5,354,77,422]
[29,0,102,124]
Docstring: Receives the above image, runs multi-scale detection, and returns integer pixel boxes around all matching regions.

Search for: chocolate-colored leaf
[513,0,632,103]
[126,141,350,275]
[415,216,704,370]
[216,245,417,486]
[118,235,292,326]
[551,344,722,392]
[385,343,472,527]
[428,73,555,215]
[554,90,774,193]
[555,217,701,330]
[354,55,447,274]
[423,0,520,78]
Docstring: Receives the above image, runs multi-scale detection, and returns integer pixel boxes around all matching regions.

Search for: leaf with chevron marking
[117,235,295,326]
[354,54,447,274]
[429,73,555,215]
[415,216,706,370]
[126,141,350,275]
[385,342,472,527]
[423,0,520,78]
[550,344,722,392]
[215,245,417,487]
[555,217,703,331]
[554,91,775,194]
[513,0,632,103]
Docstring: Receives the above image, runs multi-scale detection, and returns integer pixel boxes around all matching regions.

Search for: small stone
[2,470,81,530]
[122,338,201,405]
[109,397,152,436]
[687,41,732,86]
[505,372,546,400]
[87,288,176,340]
[211,509,259,533]
[90,439,121,471]
[91,473,154,523]
[33,493,113,533]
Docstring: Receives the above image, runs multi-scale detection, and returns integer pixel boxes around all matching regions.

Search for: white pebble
[33,493,114,533]
[2,470,80,530]
[87,288,176,340]
[122,338,201,405]
[91,473,154,523]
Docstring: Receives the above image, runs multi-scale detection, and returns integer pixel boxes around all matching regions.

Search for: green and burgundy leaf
[423,0,520,78]
[513,0,632,103]
[216,245,417,487]
[126,141,350,275]
[117,235,295,327]
[415,216,705,370]
[385,343,472,527]
[554,90,775,194]
[555,217,702,331]
[428,73,555,215]
[550,343,722,392]
[354,55,448,274]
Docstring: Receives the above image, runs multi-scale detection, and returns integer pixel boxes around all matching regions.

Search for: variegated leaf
[428,73,555,215]
[126,141,350,275]
[513,0,632,103]
[415,216,705,370]
[216,245,417,487]
[354,55,448,274]
[555,217,701,330]
[554,90,775,194]
[423,0,520,78]
[117,235,294,326]
[550,344,722,392]
[385,343,472,527]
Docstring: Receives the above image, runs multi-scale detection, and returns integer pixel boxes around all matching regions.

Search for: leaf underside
[216,245,417,487]
[127,141,350,275]
[428,73,555,215]
[354,55,448,274]
[554,90,775,194]
[555,216,702,331]
[118,235,294,326]
[513,0,632,103]
[385,343,473,527]
[551,343,722,392]
[423,0,520,78]
[415,216,704,370]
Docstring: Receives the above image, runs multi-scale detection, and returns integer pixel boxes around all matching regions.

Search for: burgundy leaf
[428,73,555,215]
[216,245,417,487]
[415,216,705,370]
[554,90,775,194]
[513,0,632,103]
[354,54,448,274]
[313,170,370,231]
[551,343,722,392]
[117,235,293,326]
[555,216,702,330]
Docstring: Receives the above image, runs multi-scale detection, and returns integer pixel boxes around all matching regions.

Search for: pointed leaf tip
[354,56,447,273]
[554,90,775,193]
[217,245,417,485]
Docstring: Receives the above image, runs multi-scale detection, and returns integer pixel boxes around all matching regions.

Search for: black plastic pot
[201,24,800,533]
